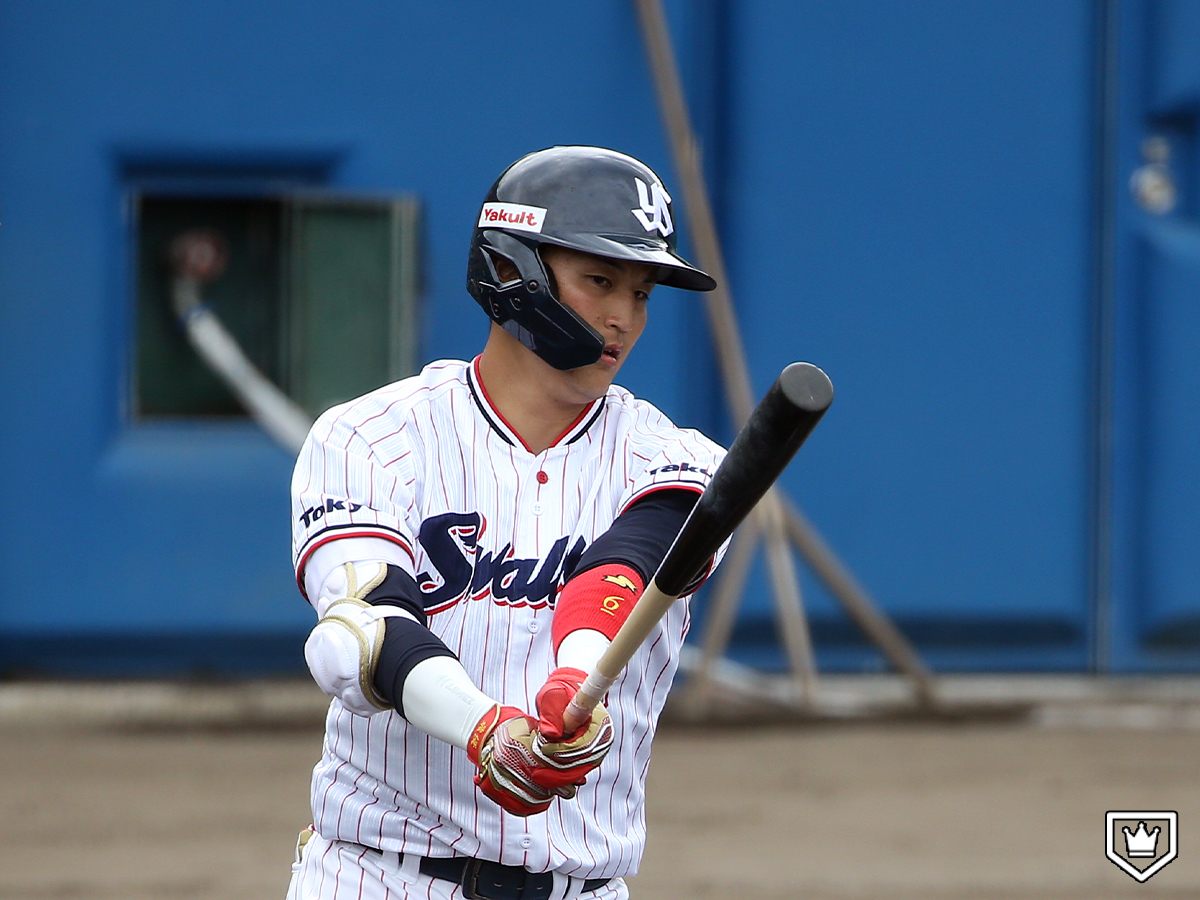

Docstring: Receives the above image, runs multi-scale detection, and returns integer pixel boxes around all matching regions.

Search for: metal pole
[684,511,759,711]
[634,0,937,709]
[634,0,817,697]
[633,0,755,428]
[781,496,936,706]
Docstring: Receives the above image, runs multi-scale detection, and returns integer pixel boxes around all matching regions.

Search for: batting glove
[467,704,573,817]
[535,666,591,740]
[533,667,615,789]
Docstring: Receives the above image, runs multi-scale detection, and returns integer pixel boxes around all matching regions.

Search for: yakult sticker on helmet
[478,202,547,234]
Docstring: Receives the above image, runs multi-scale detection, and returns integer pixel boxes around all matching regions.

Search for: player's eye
[589,274,612,289]
[634,290,650,302]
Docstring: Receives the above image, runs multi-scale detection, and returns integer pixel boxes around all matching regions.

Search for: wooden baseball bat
[563,361,834,729]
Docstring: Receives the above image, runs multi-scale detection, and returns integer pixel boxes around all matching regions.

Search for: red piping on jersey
[294,530,415,599]
[618,482,704,515]
[470,357,599,452]
[550,402,600,447]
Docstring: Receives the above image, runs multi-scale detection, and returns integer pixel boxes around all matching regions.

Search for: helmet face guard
[466,146,715,370]
[468,229,606,371]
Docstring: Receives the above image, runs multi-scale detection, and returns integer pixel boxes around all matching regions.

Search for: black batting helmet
[467,146,716,370]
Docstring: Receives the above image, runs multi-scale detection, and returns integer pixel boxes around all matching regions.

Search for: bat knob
[779,362,834,413]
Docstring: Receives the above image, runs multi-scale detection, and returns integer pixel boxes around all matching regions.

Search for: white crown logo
[1107,811,1177,882]
[1123,821,1160,858]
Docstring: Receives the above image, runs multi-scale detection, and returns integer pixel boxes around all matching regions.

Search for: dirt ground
[0,708,1196,900]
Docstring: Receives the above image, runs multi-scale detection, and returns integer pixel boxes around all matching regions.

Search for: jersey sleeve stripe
[295,526,416,595]
[617,482,704,515]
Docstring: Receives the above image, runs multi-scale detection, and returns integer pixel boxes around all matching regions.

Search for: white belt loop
[555,872,586,900]
[378,850,401,875]
[397,851,421,883]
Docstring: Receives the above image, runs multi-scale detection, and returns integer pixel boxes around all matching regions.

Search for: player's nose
[603,292,640,333]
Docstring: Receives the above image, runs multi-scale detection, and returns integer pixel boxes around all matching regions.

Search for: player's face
[542,247,655,395]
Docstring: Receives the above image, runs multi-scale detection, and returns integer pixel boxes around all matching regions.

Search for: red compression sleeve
[551,563,645,655]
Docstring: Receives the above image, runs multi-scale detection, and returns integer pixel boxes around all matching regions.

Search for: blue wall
[1,0,1196,675]
[720,0,1097,671]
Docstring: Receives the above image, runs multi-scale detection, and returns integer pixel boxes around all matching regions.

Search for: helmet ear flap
[481,231,549,292]
[466,230,604,370]
[482,247,521,286]
[475,231,554,315]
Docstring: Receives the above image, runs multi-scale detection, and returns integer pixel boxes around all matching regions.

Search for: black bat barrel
[654,362,834,597]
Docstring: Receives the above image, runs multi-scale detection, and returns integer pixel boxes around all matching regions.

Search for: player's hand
[533,667,615,788]
[467,705,572,816]
[535,666,591,740]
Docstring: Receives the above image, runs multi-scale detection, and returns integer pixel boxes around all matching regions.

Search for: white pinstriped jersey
[290,358,726,881]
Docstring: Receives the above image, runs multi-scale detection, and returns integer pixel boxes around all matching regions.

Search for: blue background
[0,0,1196,675]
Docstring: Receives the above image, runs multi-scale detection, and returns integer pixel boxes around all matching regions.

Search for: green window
[134,191,420,420]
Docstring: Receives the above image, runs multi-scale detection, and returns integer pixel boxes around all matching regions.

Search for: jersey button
[531,502,543,516]
[520,837,533,849]
[536,470,549,484]
[527,619,541,634]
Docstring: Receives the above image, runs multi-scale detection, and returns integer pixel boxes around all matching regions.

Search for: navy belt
[419,855,609,900]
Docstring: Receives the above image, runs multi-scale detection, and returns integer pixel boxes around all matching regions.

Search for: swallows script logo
[416,511,586,613]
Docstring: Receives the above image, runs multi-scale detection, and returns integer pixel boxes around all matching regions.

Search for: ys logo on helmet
[632,178,673,237]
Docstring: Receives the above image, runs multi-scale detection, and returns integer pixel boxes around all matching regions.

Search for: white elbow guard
[304,561,416,717]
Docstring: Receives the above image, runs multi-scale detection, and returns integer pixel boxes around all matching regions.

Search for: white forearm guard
[303,561,417,717]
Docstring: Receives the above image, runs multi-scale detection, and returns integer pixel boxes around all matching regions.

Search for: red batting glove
[536,666,589,741]
[533,667,614,790]
[467,704,566,816]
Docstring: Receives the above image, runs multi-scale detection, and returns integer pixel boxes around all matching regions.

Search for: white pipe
[172,277,313,454]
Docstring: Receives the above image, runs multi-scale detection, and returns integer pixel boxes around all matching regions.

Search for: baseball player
[286,146,726,900]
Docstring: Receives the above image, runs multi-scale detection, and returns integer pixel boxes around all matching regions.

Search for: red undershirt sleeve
[551,488,700,655]
[551,563,645,654]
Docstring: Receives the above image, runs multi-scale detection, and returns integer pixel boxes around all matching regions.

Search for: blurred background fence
[1,0,1198,678]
